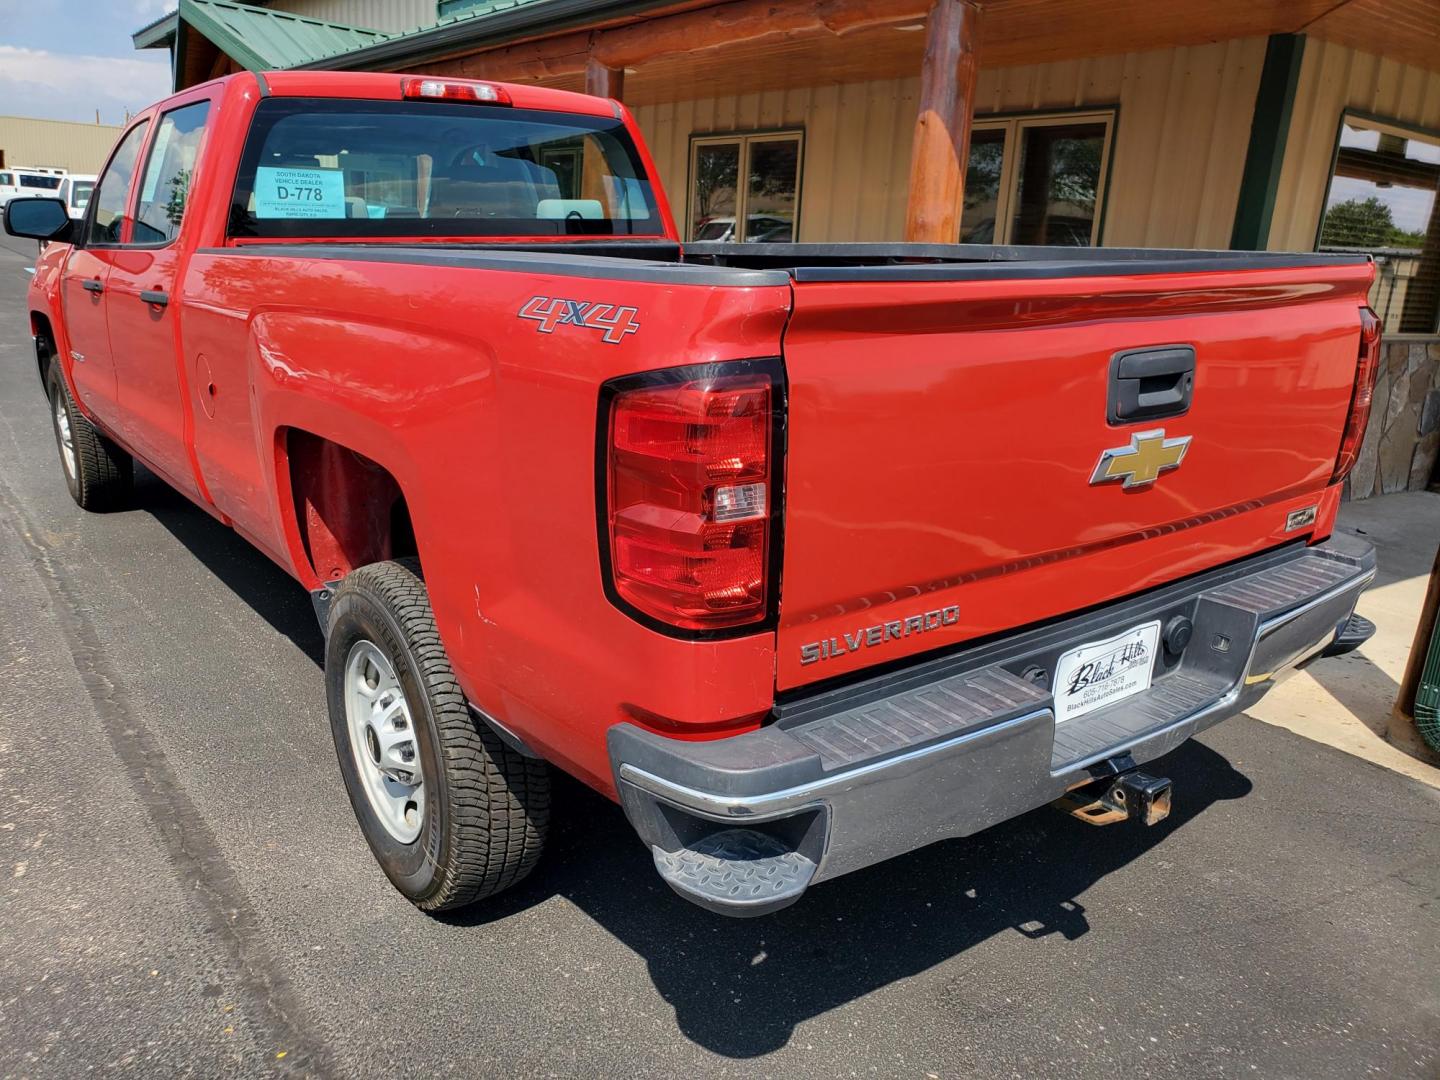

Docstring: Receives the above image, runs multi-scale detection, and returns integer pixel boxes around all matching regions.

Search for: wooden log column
[904,0,982,243]
[585,56,624,100]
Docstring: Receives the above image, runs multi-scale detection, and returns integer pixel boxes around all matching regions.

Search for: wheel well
[285,429,417,584]
[30,312,54,391]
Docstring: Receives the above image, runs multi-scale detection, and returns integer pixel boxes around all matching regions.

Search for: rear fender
[250,312,485,663]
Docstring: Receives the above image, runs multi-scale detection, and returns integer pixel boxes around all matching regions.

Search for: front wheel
[46,361,132,511]
[325,559,549,911]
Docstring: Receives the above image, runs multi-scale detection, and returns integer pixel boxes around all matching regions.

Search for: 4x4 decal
[518,296,640,344]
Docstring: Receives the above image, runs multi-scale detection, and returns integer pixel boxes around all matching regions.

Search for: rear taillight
[600,360,783,635]
[1332,306,1382,484]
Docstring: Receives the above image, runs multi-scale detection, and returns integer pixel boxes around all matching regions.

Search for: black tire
[46,361,132,511]
[325,558,549,911]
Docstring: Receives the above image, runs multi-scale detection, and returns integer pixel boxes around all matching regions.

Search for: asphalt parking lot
[0,236,1437,1079]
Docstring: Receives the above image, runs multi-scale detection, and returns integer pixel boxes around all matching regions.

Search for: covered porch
[137,0,1440,493]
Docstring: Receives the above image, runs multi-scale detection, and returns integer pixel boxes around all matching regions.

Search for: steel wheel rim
[343,640,424,843]
[54,394,76,479]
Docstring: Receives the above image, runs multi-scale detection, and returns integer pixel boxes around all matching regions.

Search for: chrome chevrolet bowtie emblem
[1090,429,1191,489]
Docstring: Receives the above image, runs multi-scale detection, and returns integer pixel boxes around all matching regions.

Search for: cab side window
[133,102,211,245]
[87,121,150,245]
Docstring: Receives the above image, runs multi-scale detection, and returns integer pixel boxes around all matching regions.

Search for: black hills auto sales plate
[1052,620,1161,724]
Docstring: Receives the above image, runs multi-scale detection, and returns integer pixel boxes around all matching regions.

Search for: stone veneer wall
[1348,338,1440,500]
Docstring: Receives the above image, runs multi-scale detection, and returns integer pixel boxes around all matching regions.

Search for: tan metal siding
[1268,39,1440,252]
[0,117,124,174]
[264,0,435,33]
[632,37,1266,247]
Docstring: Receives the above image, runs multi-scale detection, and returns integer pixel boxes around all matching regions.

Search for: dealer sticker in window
[255,166,346,219]
[1052,620,1161,724]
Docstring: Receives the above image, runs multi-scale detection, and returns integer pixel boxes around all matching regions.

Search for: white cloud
[0,45,173,125]
[128,0,175,18]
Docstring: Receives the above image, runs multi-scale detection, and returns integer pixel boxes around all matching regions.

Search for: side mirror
[4,197,74,243]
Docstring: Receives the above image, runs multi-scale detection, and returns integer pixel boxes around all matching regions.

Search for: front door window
[87,120,150,245]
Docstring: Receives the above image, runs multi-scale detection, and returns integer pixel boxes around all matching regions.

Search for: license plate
[1052,620,1161,724]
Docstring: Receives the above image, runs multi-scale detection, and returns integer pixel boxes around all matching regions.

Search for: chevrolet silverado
[4,71,1381,917]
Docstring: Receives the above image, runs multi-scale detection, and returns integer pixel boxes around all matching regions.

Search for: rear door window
[133,100,212,245]
[229,97,662,238]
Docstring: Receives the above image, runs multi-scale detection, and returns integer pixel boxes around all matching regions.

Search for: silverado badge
[1090,429,1191,490]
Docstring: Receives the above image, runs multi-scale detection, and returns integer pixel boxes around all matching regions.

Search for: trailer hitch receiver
[1053,770,1173,827]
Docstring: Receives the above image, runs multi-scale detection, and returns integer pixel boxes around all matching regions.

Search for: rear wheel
[326,558,549,911]
[46,361,132,511]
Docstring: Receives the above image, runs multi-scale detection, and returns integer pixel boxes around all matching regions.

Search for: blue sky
[0,0,176,125]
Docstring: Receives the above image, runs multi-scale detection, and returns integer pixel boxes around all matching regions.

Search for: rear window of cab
[228,97,663,239]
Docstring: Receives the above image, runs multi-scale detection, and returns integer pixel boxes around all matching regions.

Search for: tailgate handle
[1108,345,1195,424]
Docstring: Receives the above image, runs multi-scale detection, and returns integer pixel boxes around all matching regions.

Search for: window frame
[225,97,665,240]
[965,106,1117,247]
[1314,110,1440,247]
[1315,110,1440,336]
[685,128,805,243]
[130,97,215,251]
[80,117,153,251]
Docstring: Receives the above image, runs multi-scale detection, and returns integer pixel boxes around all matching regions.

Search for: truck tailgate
[776,260,1374,690]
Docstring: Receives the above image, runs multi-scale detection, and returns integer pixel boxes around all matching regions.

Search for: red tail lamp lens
[1332,306,1382,485]
[603,364,779,633]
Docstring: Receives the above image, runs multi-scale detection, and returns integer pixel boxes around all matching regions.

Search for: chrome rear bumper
[609,535,1376,916]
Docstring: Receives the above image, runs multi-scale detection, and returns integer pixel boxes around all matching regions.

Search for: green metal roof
[300,1,671,72]
[133,0,391,72]
[182,0,390,68]
[135,0,663,84]
[132,7,179,50]
[437,0,553,22]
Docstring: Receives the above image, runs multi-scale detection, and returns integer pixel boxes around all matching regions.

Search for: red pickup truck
[5,71,1381,917]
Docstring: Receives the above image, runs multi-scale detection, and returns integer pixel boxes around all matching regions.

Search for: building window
[961,110,1115,246]
[687,131,803,243]
[1318,114,1440,335]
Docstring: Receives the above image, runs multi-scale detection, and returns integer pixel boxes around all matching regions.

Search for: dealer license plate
[1052,620,1161,724]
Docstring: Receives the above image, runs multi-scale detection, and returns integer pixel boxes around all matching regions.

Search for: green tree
[1320,195,1396,248]
[694,147,737,222]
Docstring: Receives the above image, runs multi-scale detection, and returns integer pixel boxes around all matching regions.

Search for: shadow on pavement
[1303,648,1400,738]
[127,464,1255,1058]
[448,740,1252,1058]
[132,467,326,665]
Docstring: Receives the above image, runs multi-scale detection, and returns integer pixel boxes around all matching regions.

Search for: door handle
[1108,345,1196,424]
[139,290,169,307]
[81,278,103,294]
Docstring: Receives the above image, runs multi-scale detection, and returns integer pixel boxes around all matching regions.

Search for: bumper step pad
[652,829,817,917]
[1050,670,1227,769]
[793,668,1047,770]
